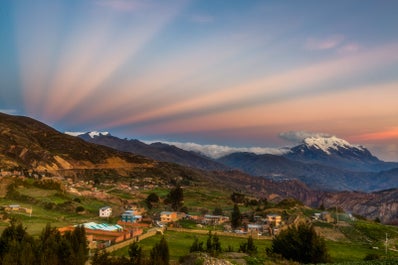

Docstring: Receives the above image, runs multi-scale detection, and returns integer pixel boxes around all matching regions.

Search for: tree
[205,231,222,257]
[37,223,63,265]
[189,236,204,253]
[267,223,330,264]
[231,192,245,204]
[128,242,142,265]
[0,222,89,265]
[231,204,242,229]
[165,185,184,211]
[91,249,131,265]
[213,207,223,216]
[150,236,169,265]
[239,235,257,254]
[0,219,36,265]
[145,193,159,209]
[73,225,89,265]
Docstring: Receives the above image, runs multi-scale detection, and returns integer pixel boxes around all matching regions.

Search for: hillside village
[0,168,345,254]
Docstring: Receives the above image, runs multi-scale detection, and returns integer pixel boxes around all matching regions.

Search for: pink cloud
[305,34,345,50]
[338,43,360,54]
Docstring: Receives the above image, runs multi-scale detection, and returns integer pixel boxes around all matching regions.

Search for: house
[266,214,282,226]
[121,210,140,223]
[202,214,230,225]
[6,204,21,211]
[321,211,334,223]
[99,206,112,218]
[247,223,263,234]
[58,222,143,248]
[160,211,178,223]
[312,213,322,220]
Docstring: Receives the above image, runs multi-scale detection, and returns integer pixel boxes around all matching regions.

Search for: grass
[110,229,398,264]
[327,241,381,262]
[111,230,271,261]
[0,184,117,236]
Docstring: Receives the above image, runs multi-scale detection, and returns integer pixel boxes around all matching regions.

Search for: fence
[105,227,164,252]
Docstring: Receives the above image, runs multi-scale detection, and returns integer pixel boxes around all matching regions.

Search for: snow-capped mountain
[301,136,366,155]
[67,130,398,191]
[65,131,110,138]
[284,135,386,171]
[218,135,398,191]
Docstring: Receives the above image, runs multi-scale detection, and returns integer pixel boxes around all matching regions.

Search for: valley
[1,112,398,264]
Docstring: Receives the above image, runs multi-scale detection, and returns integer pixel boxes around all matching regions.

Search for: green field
[110,229,398,264]
[111,230,271,262]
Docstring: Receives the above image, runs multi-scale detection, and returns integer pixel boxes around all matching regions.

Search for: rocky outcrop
[180,253,247,265]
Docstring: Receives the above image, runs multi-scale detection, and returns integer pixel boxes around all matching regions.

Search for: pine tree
[246,235,257,254]
[37,223,62,265]
[206,230,213,252]
[189,236,204,252]
[150,236,169,265]
[231,204,242,229]
[128,242,142,265]
[0,220,36,265]
[166,185,184,211]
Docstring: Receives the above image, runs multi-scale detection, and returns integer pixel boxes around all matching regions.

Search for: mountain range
[1,112,398,223]
[71,131,398,192]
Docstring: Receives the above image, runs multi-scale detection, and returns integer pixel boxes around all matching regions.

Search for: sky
[1,0,398,161]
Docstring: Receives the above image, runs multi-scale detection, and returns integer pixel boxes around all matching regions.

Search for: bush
[364,253,380,261]
[75,206,85,213]
[267,222,330,264]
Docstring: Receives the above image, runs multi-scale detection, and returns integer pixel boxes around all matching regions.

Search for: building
[58,222,143,248]
[202,214,230,225]
[266,214,282,226]
[160,211,178,223]
[321,211,334,223]
[121,210,142,223]
[99,206,112,218]
[247,223,263,234]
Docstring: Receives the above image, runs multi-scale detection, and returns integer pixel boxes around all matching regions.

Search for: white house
[99,206,112,218]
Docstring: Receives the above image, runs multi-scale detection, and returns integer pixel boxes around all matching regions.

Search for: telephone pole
[385,233,388,255]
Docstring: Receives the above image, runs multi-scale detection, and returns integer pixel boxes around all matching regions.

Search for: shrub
[267,222,330,264]
[364,253,380,261]
[75,206,85,213]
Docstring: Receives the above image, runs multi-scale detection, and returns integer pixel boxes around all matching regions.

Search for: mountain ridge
[71,131,398,192]
[75,132,228,171]
[2,113,398,223]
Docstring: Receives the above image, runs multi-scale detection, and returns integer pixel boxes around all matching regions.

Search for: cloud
[279,131,332,143]
[305,35,345,50]
[353,127,398,141]
[338,43,360,54]
[143,140,289,159]
[0,109,18,115]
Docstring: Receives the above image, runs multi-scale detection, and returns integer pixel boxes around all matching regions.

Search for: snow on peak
[88,131,109,138]
[303,136,363,154]
[65,131,109,138]
[65,131,86,137]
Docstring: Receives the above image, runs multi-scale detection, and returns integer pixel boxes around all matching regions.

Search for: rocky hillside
[0,113,152,171]
[0,113,205,184]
